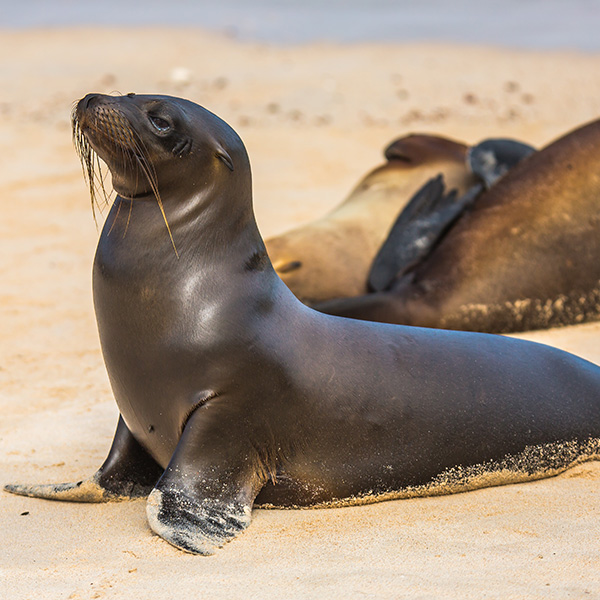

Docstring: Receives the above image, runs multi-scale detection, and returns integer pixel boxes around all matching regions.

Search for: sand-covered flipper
[4,416,163,502]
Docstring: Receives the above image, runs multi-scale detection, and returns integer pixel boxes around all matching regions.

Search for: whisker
[124,196,134,238]
[134,150,179,257]
[107,196,123,236]
[129,129,179,257]
[72,103,179,257]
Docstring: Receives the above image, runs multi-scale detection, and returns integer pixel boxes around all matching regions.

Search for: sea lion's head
[74,93,247,201]
[72,93,251,253]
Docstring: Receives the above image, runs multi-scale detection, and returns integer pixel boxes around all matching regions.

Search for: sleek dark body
[316,120,600,333]
[6,95,600,555]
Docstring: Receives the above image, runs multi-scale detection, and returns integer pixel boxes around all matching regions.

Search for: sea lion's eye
[149,115,171,132]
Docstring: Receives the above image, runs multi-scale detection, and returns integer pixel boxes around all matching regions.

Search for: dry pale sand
[1,28,600,600]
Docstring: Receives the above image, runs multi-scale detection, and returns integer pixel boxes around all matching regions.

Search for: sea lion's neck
[93,190,298,348]
[99,193,264,270]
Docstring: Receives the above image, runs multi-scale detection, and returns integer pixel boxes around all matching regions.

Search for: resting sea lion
[265,134,478,303]
[316,119,600,333]
[366,138,536,293]
[5,94,600,557]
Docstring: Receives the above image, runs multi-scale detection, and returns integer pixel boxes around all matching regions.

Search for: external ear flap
[216,147,234,171]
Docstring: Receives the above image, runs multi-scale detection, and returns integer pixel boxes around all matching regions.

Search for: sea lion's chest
[92,238,252,463]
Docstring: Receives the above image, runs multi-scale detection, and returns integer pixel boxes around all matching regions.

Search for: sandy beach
[1,28,600,599]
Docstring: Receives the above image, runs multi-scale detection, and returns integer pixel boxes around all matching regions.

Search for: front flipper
[147,489,251,555]
[146,400,267,555]
[368,175,481,292]
[468,138,536,188]
[4,416,163,502]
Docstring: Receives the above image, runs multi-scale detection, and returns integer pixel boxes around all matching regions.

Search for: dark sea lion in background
[265,134,479,304]
[367,138,536,293]
[265,134,533,305]
[316,119,600,333]
[5,95,600,557]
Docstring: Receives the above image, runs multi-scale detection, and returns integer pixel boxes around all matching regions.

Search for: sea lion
[5,94,600,557]
[316,119,600,333]
[265,134,479,304]
[366,139,536,293]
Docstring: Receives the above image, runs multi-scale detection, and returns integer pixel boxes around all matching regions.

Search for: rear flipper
[4,416,163,502]
[368,176,481,292]
[468,138,536,188]
[146,399,266,555]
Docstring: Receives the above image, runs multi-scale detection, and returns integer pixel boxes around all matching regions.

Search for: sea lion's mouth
[72,100,153,206]
[72,93,178,256]
[74,106,136,200]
